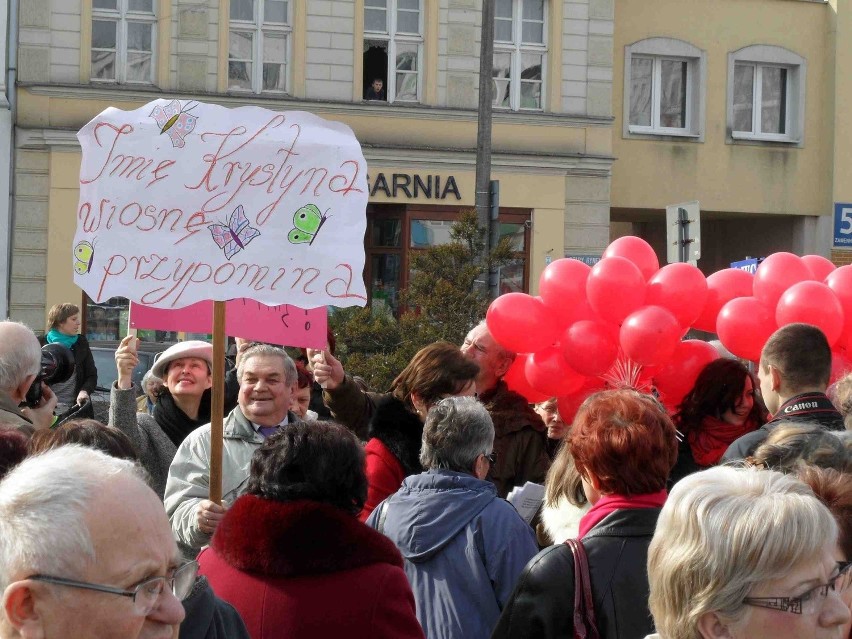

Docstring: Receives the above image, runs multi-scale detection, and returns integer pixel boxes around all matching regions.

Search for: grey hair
[648,466,837,639]
[420,396,494,472]
[475,319,515,359]
[237,344,297,386]
[141,368,162,391]
[0,446,145,591]
[0,321,41,392]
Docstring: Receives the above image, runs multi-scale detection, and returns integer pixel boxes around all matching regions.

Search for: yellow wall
[612,0,831,216]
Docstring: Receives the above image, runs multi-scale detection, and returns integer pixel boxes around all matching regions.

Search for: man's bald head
[0,322,41,397]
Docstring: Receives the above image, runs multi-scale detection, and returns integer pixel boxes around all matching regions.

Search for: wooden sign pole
[208,300,226,504]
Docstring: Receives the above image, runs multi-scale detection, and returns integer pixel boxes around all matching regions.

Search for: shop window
[727,45,805,145]
[363,0,422,103]
[623,37,705,140]
[229,0,290,94]
[91,0,156,84]
[493,0,546,111]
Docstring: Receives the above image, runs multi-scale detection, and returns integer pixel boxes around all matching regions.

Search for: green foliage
[329,210,514,391]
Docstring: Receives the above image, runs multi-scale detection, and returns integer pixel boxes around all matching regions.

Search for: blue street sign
[835,203,852,247]
[566,254,601,266]
[731,258,761,274]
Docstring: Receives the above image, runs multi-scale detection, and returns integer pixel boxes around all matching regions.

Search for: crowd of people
[0,309,850,639]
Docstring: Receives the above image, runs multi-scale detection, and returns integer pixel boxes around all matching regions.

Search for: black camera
[24,343,76,408]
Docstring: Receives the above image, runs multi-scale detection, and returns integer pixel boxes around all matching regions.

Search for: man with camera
[0,321,58,433]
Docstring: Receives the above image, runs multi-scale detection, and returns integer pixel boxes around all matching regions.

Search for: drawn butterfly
[74,240,94,275]
[208,205,261,260]
[288,204,329,245]
[149,100,198,148]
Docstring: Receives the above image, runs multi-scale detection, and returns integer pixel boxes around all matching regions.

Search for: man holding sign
[164,344,301,555]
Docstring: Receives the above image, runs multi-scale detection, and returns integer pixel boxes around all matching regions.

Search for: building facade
[11,0,615,334]
[611,0,849,273]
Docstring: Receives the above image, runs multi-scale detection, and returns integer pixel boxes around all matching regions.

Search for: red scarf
[577,490,667,539]
[688,415,757,467]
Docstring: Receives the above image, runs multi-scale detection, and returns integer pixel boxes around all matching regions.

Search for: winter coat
[39,334,98,399]
[479,381,550,498]
[164,406,303,552]
[537,494,592,546]
[179,576,251,639]
[367,469,538,639]
[492,508,661,639]
[198,495,425,639]
[359,395,424,521]
[109,382,176,499]
[0,391,34,435]
[323,373,379,440]
[722,392,845,462]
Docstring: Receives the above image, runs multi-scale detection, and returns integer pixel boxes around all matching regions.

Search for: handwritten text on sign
[74,101,368,309]
[130,300,328,349]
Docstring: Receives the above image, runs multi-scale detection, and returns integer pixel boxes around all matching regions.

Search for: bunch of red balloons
[486,237,852,420]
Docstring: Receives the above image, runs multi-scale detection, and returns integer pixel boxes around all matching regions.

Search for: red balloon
[587,257,647,324]
[486,293,561,353]
[504,354,549,403]
[827,266,852,350]
[603,236,660,281]
[646,263,708,328]
[525,347,586,397]
[801,254,836,282]
[557,377,606,424]
[692,268,754,333]
[753,252,813,309]
[716,297,777,362]
[561,320,619,377]
[653,340,719,406]
[539,258,592,329]
[619,306,682,367]
[775,281,845,347]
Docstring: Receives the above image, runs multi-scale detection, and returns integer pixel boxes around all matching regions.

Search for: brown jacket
[322,375,381,442]
[480,381,550,498]
[0,392,35,436]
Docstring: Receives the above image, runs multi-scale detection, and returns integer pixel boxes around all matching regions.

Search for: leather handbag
[565,538,600,639]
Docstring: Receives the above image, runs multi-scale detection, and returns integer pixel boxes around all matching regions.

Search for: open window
[362,0,422,103]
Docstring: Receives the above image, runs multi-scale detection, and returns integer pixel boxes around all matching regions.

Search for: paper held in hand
[506,481,545,524]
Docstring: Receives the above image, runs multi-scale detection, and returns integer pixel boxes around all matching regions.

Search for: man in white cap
[165,344,301,556]
[109,336,214,499]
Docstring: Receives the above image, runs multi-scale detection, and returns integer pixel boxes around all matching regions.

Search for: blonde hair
[544,439,586,508]
[648,466,837,639]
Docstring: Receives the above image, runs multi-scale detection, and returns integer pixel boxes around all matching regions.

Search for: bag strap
[564,538,600,639]
[375,500,389,535]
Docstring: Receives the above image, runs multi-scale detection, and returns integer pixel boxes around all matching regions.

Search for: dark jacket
[180,576,251,639]
[368,469,538,639]
[39,334,98,398]
[722,392,844,462]
[198,496,425,639]
[480,381,551,498]
[492,508,661,639]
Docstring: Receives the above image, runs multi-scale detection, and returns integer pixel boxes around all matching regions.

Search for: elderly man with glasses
[0,446,187,639]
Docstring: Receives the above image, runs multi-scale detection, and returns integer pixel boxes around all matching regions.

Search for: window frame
[623,37,705,141]
[91,0,157,85]
[228,0,292,95]
[493,0,547,112]
[726,45,805,146]
[363,0,424,104]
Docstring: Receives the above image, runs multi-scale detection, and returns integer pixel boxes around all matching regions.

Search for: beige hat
[151,341,214,379]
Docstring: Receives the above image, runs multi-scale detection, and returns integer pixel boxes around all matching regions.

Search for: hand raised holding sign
[115,334,140,391]
[308,348,344,390]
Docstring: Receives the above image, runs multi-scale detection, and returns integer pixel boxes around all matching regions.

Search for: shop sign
[74,100,368,309]
[368,172,462,200]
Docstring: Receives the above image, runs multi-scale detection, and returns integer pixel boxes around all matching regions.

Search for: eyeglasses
[743,561,852,616]
[29,560,199,616]
[485,452,497,465]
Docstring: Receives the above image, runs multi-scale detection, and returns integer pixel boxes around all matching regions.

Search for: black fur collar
[368,395,424,476]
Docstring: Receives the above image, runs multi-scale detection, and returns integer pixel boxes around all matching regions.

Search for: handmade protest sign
[129,300,328,349]
[74,100,368,309]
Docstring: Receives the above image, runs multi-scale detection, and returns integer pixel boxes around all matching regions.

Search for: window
[91,0,156,84]
[229,0,290,94]
[363,0,422,103]
[727,45,805,144]
[493,0,546,111]
[623,38,705,139]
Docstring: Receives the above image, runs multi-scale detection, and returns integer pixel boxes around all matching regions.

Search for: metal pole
[488,179,500,299]
[475,0,495,285]
[678,207,687,263]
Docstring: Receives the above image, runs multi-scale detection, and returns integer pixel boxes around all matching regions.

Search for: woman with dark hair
[197,420,425,639]
[0,428,28,480]
[493,389,678,639]
[28,418,139,461]
[40,303,98,414]
[671,358,767,483]
[312,341,479,521]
